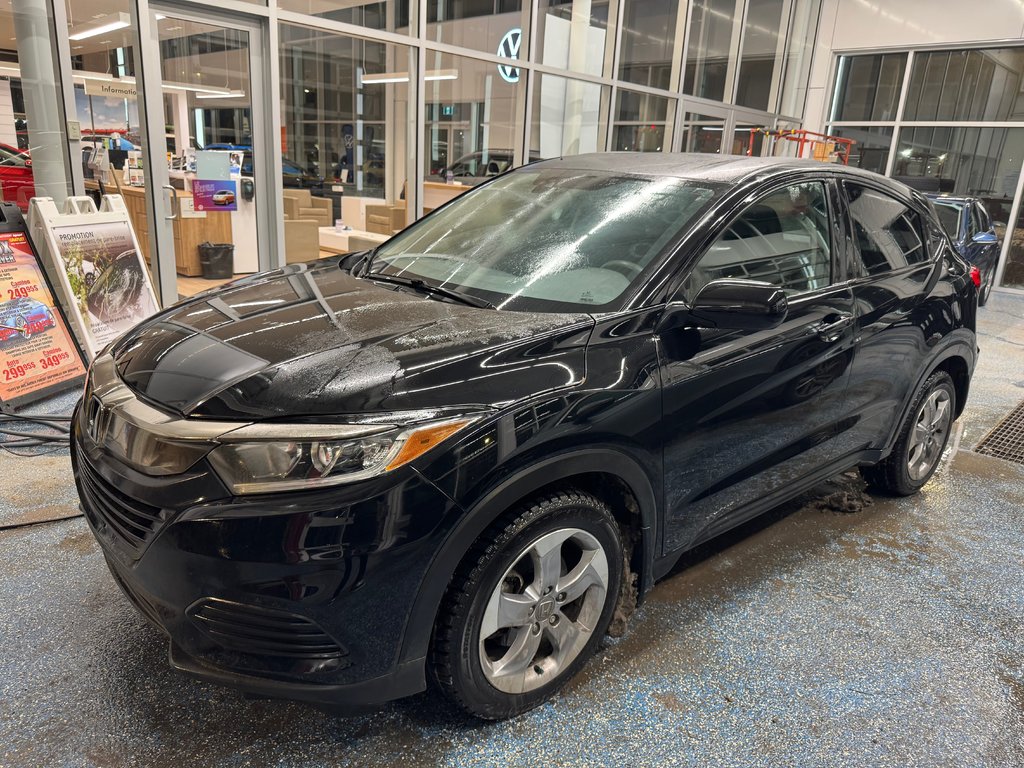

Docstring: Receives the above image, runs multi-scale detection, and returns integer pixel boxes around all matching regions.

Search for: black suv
[73,154,977,720]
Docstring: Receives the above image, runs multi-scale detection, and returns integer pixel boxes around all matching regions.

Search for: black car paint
[73,156,977,710]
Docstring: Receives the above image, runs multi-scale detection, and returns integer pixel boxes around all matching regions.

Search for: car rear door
[838,181,938,452]
[658,177,858,553]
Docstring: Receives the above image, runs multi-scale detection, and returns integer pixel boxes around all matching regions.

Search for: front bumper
[72,407,458,709]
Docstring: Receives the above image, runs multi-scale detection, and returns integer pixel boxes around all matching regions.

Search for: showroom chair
[283,217,322,264]
[282,190,333,229]
[364,201,407,235]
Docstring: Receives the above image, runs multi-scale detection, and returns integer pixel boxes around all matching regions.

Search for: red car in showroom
[0,143,34,211]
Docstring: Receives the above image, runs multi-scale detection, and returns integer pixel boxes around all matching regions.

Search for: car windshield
[368,168,720,312]
[932,200,963,239]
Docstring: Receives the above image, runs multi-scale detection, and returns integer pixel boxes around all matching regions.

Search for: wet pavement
[2,294,1024,767]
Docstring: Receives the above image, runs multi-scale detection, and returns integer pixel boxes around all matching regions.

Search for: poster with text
[0,230,87,408]
[192,179,238,212]
[50,220,159,355]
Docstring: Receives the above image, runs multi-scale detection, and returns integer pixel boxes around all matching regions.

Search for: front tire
[430,490,623,720]
[861,370,955,495]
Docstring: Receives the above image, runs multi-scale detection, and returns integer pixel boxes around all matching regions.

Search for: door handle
[162,184,179,221]
[813,312,854,343]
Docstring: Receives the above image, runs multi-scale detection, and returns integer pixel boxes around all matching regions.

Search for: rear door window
[843,183,927,276]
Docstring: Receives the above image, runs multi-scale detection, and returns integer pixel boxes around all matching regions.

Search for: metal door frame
[131,1,280,306]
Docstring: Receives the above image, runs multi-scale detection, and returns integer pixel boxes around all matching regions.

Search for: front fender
[397,446,659,666]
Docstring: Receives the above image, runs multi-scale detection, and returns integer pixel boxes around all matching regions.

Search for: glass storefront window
[277,0,410,33]
[735,0,786,112]
[831,53,906,122]
[1001,206,1024,288]
[0,2,75,211]
[531,74,608,158]
[281,23,413,226]
[680,113,723,154]
[894,126,1024,289]
[426,0,525,60]
[903,48,1024,123]
[684,0,737,104]
[422,50,521,194]
[536,0,611,77]
[612,90,669,152]
[778,0,821,118]
[617,0,678,90]
[828,126,893,175]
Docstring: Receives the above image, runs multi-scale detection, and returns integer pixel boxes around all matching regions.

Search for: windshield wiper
[367,273,496,309]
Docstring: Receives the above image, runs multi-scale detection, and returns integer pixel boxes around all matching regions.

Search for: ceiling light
[195,91,246,100]
[69,11,130,41]
[360,69,459,85]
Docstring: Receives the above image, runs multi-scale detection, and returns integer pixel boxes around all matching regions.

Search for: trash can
[198,242,234,279]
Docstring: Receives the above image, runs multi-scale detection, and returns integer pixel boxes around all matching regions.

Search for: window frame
[674,176,840,303]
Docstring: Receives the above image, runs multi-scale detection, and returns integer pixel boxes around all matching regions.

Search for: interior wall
[804,0,1024,133]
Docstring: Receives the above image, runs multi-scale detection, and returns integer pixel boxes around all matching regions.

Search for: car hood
[112,259,593,419]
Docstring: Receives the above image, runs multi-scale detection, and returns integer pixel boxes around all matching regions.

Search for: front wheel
[430,490,623,720]
[861,370,955,495]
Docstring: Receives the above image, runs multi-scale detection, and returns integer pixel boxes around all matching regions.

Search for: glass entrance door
[136,6,275,305]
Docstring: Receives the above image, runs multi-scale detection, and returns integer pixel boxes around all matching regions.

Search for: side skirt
[650,450,874,582]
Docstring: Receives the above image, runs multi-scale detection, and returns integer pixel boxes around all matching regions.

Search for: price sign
[0,228,87,410]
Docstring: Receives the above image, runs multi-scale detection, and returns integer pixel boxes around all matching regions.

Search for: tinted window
[845,183,927,276]
[683,181,832,299]
[931,201,962,240]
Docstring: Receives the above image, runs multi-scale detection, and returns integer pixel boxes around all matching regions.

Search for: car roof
[527,152,917,195]
[924,194,974,206]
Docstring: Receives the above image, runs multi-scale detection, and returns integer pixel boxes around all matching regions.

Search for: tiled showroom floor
[2,294,1024,768]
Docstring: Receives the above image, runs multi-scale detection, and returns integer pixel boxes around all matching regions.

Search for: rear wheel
[861,370,955,495]
[430,490,623,720]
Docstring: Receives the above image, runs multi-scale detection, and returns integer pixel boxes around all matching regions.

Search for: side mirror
[659,279,789,333]
[972,231,998,245]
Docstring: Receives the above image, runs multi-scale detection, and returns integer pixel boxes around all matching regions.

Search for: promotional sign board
[29,196,160,358]
[192,179,238,211]
[0,204,87,411]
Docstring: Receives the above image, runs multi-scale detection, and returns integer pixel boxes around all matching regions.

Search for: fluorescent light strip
[195,92,246,100]
[361,69,459,85]
[69,12,131,41]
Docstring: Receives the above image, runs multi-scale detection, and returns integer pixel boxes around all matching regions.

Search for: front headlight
[208,416,479,494]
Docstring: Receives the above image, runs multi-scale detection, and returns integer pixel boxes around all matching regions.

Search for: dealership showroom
[5,0,1024,764]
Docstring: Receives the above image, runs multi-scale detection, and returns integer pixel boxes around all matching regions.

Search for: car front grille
[188,598,348,661]
[78,455,166,558]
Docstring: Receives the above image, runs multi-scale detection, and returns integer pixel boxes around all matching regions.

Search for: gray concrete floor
[2,294,1024,767]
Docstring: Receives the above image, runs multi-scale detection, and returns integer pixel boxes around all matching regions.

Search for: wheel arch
[398,448,659,666]
[882,334,975,453]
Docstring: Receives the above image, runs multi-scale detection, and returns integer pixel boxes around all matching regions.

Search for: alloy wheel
[907,388,952,481]
[479,527,609,694]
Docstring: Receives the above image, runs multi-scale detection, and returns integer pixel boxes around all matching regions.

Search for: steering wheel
[602,260,643,280]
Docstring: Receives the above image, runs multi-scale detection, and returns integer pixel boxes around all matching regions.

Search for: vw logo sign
[497,28,522,83]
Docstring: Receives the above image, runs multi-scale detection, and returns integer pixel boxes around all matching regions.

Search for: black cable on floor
[0,410,74,453]
[0,512,83,531]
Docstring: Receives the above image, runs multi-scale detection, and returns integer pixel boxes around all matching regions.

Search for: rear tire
[861,370,955,496]
[430,489,623,720]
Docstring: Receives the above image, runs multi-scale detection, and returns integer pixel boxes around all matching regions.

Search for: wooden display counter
[84,181,233,277]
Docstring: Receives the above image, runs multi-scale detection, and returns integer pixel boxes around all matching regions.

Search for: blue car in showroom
[73,154,978,720]
[927,194,1000,305]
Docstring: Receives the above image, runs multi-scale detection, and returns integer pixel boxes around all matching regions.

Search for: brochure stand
[0,202,87,413]
[28,195,160,359]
